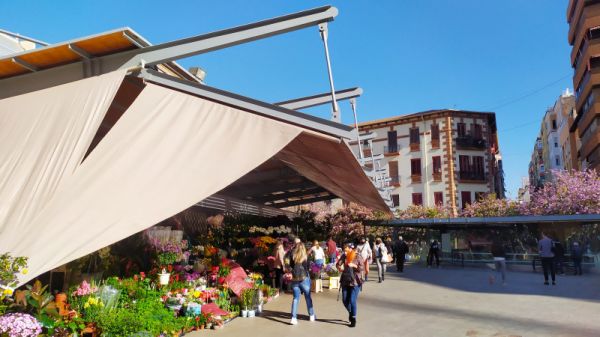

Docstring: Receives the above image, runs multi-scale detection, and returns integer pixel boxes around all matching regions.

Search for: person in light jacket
[356,237,372,281]
[374,238,388,283]
[273,240,285,290]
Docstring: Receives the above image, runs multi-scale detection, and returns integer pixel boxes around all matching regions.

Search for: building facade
[567,0,600,170]
[351,109,504,215]
[529,91,576,187]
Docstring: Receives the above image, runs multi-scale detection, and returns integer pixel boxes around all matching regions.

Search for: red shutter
[412,193,423,206]
[434,192,444,205]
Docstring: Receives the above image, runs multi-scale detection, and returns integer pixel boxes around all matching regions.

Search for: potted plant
[240,288,255,318]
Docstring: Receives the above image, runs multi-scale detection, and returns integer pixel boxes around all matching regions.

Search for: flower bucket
[159,273,171,285]
[248,309,256,318]
[241,309,248,318]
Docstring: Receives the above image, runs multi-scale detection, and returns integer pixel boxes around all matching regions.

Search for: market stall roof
[0,28,195,81]
[366,214,600,229]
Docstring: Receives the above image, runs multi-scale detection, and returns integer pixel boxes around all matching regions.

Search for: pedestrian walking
[571,241,583,275]
[327,237,338,264]
[490,239,507,285]
[337,243,363,328]
[393,235,409,272]
[538,232,556,285]
[374,238,388,282]
[427,239,440,268]
[289,241,315,325]
[273,240,285,290]
[356,237,372,281]
[310,240,325,267]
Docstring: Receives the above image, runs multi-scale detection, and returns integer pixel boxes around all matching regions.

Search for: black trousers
[427,251,439,266]
[541,257,556,282]
[573,258,583,275]
[396,255,406,272]
[275,267,284,290]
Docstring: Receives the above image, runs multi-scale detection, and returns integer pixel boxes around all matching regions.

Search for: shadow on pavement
[377,263,600,303]
[259,310,348,326]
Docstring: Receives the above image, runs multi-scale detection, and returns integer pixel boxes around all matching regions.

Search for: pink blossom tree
[461,194,521,217]
[524,169,600,215]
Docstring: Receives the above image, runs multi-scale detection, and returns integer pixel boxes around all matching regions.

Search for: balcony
[456,136,486,150]
[411,174,422,183]
[431,138,440,149]
[384,144,400,156]
[410,142,420,152]
[459,171,486,182]
[432,172,442,182]
[389,176,401,187]
[362,148,372,157]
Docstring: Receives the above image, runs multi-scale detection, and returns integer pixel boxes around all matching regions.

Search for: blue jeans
[315,259,324,267]
[342,285,360,317]
[329,254,337,264]
[291,277,314,318]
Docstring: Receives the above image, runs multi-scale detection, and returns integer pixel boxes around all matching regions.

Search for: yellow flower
[83,303,90,309]
[3,288,13,295]
[193,290,201,298]
[21,268,28,275]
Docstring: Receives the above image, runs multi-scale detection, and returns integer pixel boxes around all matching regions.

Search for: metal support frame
[350,98,363,158]
[0,6,339,99]
[318,22,340,122]
[136,69,353,139]
[11,57,38,72]
[68,44,92,59]
[274,87,362,110]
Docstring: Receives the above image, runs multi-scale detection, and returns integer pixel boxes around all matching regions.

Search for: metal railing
[456,136,486,149]
[384,144,399,153]
[458,171,485,181]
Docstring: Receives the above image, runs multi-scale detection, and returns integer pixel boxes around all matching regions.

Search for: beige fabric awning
[276,133,389,211]
[9,82,302,285]
[1,71,388,285]
[0,70,125,241]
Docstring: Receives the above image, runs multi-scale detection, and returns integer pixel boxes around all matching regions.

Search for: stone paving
[193,264,600,337]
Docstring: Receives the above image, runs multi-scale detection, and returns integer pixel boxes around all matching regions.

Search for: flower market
[0,6,393,337]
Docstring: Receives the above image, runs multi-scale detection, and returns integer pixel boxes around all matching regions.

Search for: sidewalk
[193,264,600,337]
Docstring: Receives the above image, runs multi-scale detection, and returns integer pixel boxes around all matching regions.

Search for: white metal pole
[350,98,363,159]
[318,23,340,123]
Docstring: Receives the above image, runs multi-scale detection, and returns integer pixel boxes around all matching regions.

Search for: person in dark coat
[393,236,409,272]
[571,241,584,275]
[427,239,440,267]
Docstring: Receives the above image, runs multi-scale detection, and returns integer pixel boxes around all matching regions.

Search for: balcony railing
[384,144,399,154]
[410,142,420,152]
[459,171,486,181]
[411,174,422,183]
[576,70,591,100]
[456,136,486,149]
[432,172,442,181]
[389,176,400,186]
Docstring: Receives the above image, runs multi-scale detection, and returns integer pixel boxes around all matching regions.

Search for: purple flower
[0,313,42,337]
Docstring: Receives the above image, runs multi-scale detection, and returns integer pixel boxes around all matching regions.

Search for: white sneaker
[309,315,316,321]
[290,318,298,325]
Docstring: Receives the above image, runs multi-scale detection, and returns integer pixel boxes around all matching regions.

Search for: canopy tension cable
[319,23,340,123]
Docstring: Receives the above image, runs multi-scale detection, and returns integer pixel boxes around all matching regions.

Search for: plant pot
[241,309,248,317]
[328,276,340,290]
[159,273,171,285]
[248,309,256,317]
[310,279,323,293]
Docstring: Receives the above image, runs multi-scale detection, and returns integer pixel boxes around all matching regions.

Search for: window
[473,124,483,140]
[409,127,420,144]
[473,156,484,176]
[461,191,472,209]
[434,192,444,206]
[459,155,470,173]
[457,122,466,137]
[411,158,422,176]
[555,155,561,166]
[432,156,442,174]
[552,119,557,130]
[412,193,423,206]
[389,161,399,185]
[431,124,440,144]
[392,194,400,207]
[387,131,398,152]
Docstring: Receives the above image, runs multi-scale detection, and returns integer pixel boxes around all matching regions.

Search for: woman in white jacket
[374,238,388,283]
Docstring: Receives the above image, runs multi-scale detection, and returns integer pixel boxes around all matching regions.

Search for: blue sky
[1,1,572,198]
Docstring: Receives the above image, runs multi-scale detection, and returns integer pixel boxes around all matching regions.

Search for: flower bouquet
[0,313,42,337]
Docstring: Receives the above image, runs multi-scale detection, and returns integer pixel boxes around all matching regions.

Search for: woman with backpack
[288,242,315,325]
[337,243,363,328]
[374,238,389,283]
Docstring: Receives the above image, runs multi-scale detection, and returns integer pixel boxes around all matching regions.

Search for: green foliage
[217,264,230,278]
[240,288,255,310]
[0,253,28,301]
[214,289,231,312]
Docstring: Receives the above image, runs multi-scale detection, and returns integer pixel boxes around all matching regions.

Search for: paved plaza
[196,264,600,337]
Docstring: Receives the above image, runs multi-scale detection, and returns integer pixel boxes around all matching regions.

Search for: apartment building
[567,0,600,170]
[529,91,576,187]
[351,109,504,214]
